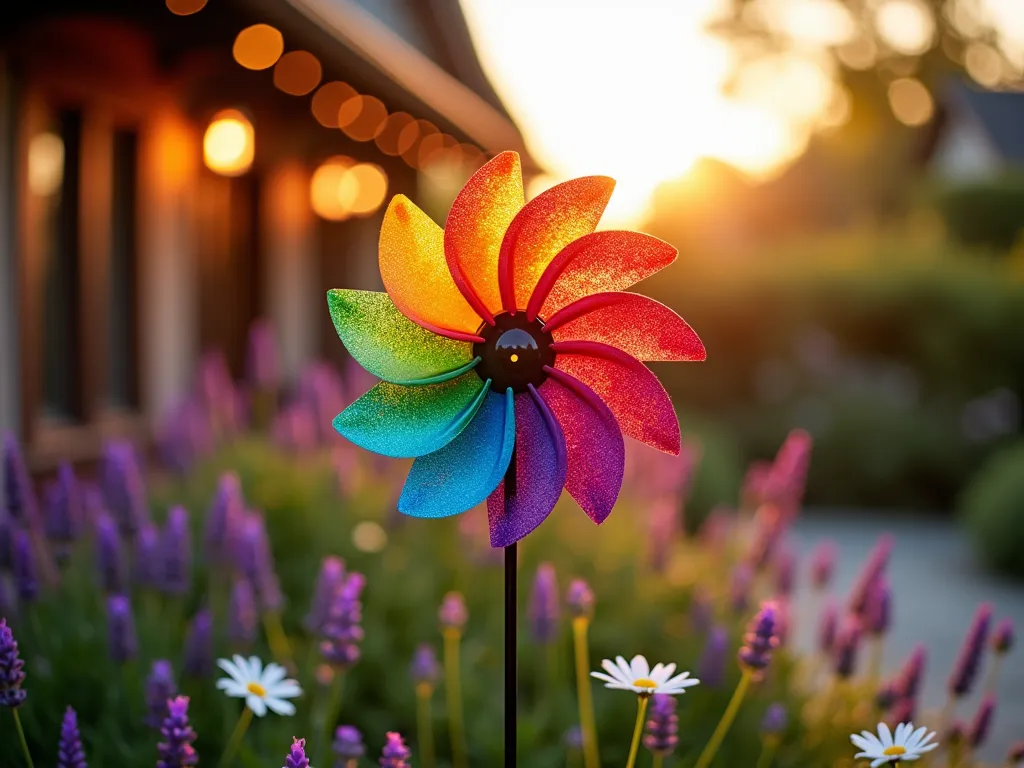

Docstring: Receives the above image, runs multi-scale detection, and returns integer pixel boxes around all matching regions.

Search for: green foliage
[961,440,1024,578]
[932,175,1024,252]
[644,248,1024,512]
[1,439,864,768]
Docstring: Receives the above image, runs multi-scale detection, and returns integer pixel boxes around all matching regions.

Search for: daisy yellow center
[246,682,267,698]
[883,746,906,757]
[510,353,519,363]
[633,678,657,689]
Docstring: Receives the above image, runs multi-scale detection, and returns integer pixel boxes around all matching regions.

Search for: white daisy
[851,722,939,766]
[590,655,700,696]
[216,655,302,717]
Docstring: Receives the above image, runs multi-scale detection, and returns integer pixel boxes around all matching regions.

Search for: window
[108,127,139,410]
[37,108,83,423]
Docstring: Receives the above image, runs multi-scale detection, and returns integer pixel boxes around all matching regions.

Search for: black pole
[504,451,517,767]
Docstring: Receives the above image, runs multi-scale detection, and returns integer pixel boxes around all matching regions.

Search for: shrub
[961,440,1024,578]
[932,174,1024,251]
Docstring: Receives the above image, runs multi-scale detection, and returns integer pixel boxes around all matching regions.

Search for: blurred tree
[707,0,1024,220]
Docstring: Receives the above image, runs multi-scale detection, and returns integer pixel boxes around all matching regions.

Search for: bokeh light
[311,81,357,128]
[342,163,388,215]
[352,521,387,553]
[887,77,934,126]
[310,156,355,221]
[399,119,438,168]
[28,132,64,197]
[166,0,207,15]
[964,42,1003,87]
[374,112,416,156]
[338,95,388,142]
[232,24,284,71]
[203,109,254,176]
[874,0,935,56]
[273,51,322,96]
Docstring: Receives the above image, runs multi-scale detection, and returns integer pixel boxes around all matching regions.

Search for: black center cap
[474,313,555,393]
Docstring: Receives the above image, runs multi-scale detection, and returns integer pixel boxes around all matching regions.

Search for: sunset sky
[460,0,1024,225]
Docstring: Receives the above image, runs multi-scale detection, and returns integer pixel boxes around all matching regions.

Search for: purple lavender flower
[12,529,38,603]
[228,578,257,650]
[145,660,177,728]
[564,726,584,750]
[993,617,1014,654]
[865,578,892,636]
[566,578,595,620]
[134,522,161,589]
[379,732,411,768]
[818,599,838,655]
[182,609,213,678]
[157,696,197,768]
[949,603,993,698]
[730,563,753,615]
[305,556,345,634]
[160,506,191,596]
[647,499,678,572]
[0,618,26,707]
[57,706,86,768]
[237,513,283,613]
[333,725,366,762]
[1008,741,1024,764]
[809,540,836,590]
[773,548,796,597]
[689,588,713,634]
[3,432,39,528]
[698,627,728,689]
[833,618,862,679]
[106,594,137,663]
[888,696,917,726]
[285,737,309,768]
[760,703,787,736]
[745,512,783,572]
[896,645,927,700]
[738,602,780,676]
[0,510,12,572]
[320,572,365,668]
[529,563,560,644]
[204,473,242,562]
[94,514,126,594]
[642,693,679,756]
[44,463,82,560]
[874,680,898,711]
[969,695,995,748]
[410,643,441,689]
[438,591,468,634]
[0,580,15,622]
[246,318,280,391]
[99,440,149,537]
[847,535,893,618]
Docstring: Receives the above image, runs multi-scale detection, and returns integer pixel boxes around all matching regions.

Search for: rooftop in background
[948,80,1024,165]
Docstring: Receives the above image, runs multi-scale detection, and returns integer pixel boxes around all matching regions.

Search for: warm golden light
[166,0,207,15]
[374,112,416,156]
[888,78,934,126]
[874,0,935,56]
[28,132,65,197]
[338,95,388,142]
[310,156,355,221]
[311,81,357,128]
[273,51,322,96]
[965,43,1003,87]
[232,24,284,71]
[203,110,254,176]
[310,157,388,220]
[399,119,438,168]
[344,163,388,215]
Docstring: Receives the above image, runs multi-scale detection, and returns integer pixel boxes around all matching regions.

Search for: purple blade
[487,385,567,548]
[538,367,624,524]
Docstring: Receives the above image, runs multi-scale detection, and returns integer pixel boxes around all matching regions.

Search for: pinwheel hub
[474,312,555,393]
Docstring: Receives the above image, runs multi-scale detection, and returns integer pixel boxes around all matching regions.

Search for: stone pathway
[790,511,1022,762]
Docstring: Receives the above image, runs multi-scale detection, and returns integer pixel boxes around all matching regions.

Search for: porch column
[0,56,17,437]
[139,103,199,423]
[262,160,317,382]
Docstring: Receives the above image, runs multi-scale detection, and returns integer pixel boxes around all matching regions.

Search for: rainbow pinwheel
[328,151,705,548]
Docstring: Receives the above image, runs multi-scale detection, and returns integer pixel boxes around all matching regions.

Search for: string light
[203,109,254,176]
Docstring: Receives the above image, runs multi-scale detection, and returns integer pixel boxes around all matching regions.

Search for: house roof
[948,80,1024,164]
[273,0,537,169]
